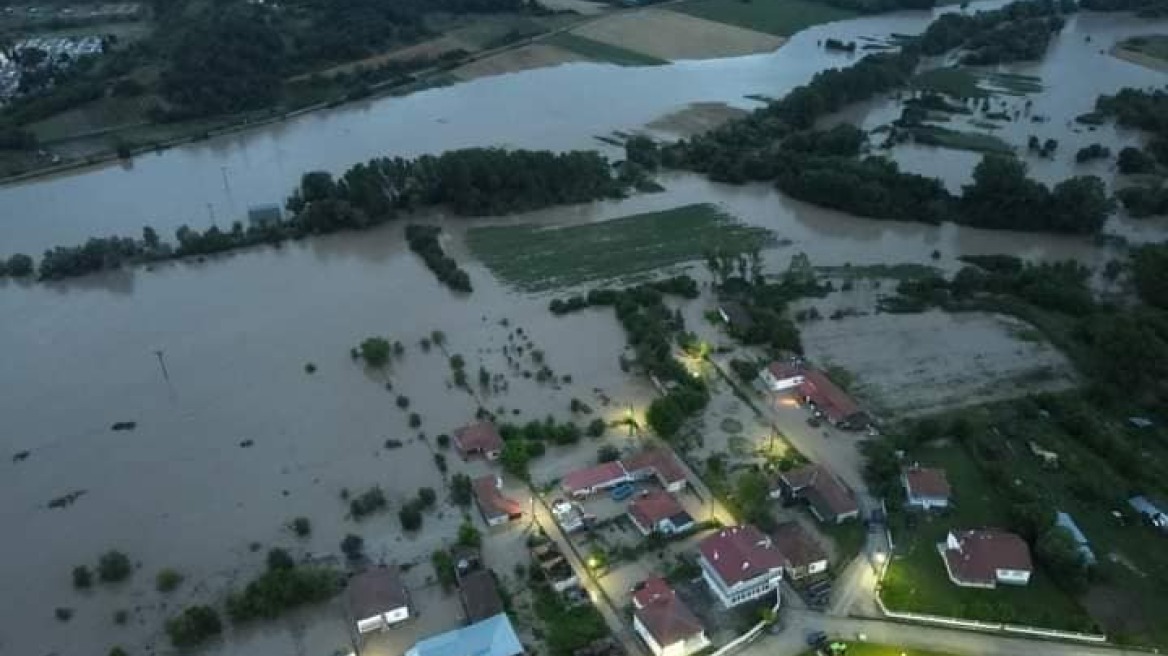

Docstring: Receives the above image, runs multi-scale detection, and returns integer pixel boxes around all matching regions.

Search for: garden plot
[798,310,1077,418]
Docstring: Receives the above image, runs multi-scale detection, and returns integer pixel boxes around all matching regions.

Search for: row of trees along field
[0,147,626,281]
[639,0,1108,233]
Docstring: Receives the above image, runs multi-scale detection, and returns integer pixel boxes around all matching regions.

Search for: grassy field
[1117,34,1168,63]
[466,203,776,292]
[544,32,669,66]
[880,442,1094,632]
[907,125,1014,155]
[672,0,855,37]
[912,68,1043,100]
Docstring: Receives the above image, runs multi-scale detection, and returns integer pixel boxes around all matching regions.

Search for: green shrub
[72,565,93,589]
[156,569,184,593]
[166,605,222,647]
[98,551,132,583]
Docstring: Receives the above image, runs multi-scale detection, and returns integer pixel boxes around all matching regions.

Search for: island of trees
[0,147,628,282]
[1094,87,1168,218]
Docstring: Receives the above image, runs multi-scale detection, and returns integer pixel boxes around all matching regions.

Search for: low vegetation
[225,550,339,623]
[467,204,775,292]
[97,550,132,583]
[349,486,388,519]
[156,568,184,593]
[165,605,222,648]
[544,33,668,67]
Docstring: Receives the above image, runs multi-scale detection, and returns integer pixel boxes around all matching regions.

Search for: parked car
[610,483,635,501]
[805,630,828,647]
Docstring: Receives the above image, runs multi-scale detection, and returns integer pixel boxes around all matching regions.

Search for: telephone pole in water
[154,350,170,381]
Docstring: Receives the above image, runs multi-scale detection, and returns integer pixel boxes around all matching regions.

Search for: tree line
[405,225,473,292]
[0,147,627,282]
[1080,0,1168,16]
[1094,87,1168,218]
[642,0,1108,234]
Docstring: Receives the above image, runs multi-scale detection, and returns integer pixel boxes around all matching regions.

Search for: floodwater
[1,2,1166,655]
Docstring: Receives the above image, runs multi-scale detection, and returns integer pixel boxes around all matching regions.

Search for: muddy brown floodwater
[1,2,1166,654]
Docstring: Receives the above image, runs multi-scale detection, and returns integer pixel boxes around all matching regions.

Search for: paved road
[746,610,1142,656]
[530,493,648,656]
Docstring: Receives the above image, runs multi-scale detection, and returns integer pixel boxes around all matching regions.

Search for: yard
[466,203,776,292]
[672,0,855,37]
[879,441,1094,632]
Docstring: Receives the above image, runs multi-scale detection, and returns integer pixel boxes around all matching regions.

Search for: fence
[874,596,1108,643]
[708,595,781,656]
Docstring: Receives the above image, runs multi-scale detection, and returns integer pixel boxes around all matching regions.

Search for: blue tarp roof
[406,613,522,656]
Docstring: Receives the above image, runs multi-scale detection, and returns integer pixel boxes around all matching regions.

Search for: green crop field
[672,0,855,37]
[466,203,776,292]
[1118,34,1168,63]
[912,67,1043,100]
[908,125,1014,155]
[545,33,668,66]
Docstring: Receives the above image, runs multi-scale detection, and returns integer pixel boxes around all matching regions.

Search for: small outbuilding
[902,465,951,510]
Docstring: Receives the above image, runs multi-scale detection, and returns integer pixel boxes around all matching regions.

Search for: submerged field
[544,32,669,66]
[466,203,777,291]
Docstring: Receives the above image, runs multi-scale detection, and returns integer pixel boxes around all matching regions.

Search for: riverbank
[1110,34,1168,72]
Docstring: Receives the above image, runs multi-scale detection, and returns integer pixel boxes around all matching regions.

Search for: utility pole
[154,349,170,381]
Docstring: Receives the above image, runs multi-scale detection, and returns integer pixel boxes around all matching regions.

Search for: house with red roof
[773,464,860,524]
[472,475,522,527]
[623,448,688,493]
[562,461,629,498]
[697,525,784,608]
[771,522,828,580]
[632,577,710,656]
[454,422,505,460]
[628,491,695,536]
[940,529,1033,588]
[759,361,806,393]
[798,369,870,430]
[902,466,951,510]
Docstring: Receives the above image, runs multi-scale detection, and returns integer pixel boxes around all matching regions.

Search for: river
[0,4,1165,656]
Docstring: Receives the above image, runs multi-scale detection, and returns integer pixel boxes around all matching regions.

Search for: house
[697,525,785,608]
[1128,495,1168,531]
[770,522,828,580]
[759,361,806,393]
[628,491,695,536]
[531,541,579,592]
[562,461,630,498]
[717,301,754,332]
[405,613,523,656]
[458,569,504,624]
[1055,512,1096,565]
[246,203,283,227]
[901,466,951,510]
[473,475,523,526]
[347,565,410,634]
[622,448,688,493]
[774,464,860,524]
[454,422,505,460]
[939,529,1033,589]
[798,369,869,429]
[632,577,711,656]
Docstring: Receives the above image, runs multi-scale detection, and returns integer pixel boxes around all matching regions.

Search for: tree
[359,337,392,367]
[597,444,620,463]
[1049,176,1111,233]
[417,487,437,508]
[290,517,312,538]
[266,548,294,571]
[587,418,607,438]
[5,253,33,277]
[165,605,222,647]
[156,568,184,593]
[399,504,423,531]
[1133,244,1168,310]
[431,549,457,590]
[72,565,93,589]
[341,534,364,560]
[109,647,128,656]
[1118,146,1156,174]
[458,522,482,548]
[734,470,773,530]
[451,473,473,506]
[98,551,132,583]
[500,440,531,479]
[647,396,685,439]
[1036,526,1088,591]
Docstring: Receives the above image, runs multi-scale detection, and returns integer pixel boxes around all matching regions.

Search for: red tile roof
[798,369,861,423]
[771,522,827,571]
[767,361,805,380]
[622,448,687,487]
[628,491,687,530]
[779,464,858,520]
[348,565,408,620]
[698,525,785,587]
[454,422,504,457]
[473,475,522,520]
[632,578,705,648]
[904,467,951,500]
[943,530,1033,586]
[562,461,628,495]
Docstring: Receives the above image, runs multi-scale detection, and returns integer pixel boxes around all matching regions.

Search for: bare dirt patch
[453,43,590,80]
[571,8,785,61]
[292,35,471,81]
[798,310,1077,418]
[646,101,749,137]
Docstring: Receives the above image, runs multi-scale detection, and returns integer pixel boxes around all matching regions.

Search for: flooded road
[0,3,1165,654]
